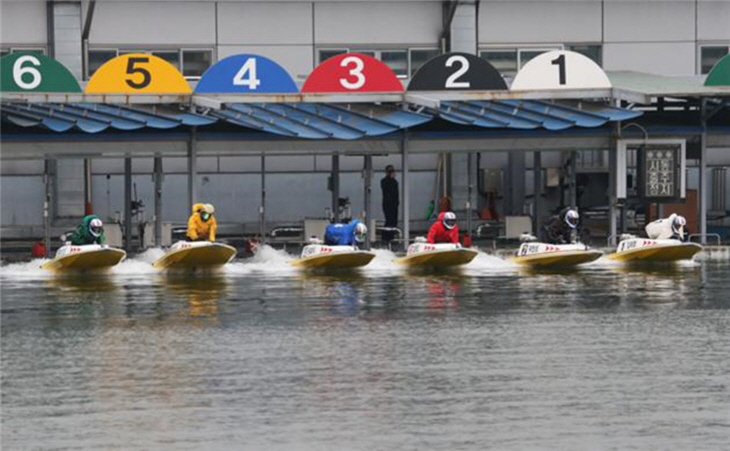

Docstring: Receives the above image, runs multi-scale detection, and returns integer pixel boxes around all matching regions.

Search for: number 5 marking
[125,57,152,89]
[551,54,566,85]
[339,56,365,90]
[445,55,470,88]
[13,55,42,90]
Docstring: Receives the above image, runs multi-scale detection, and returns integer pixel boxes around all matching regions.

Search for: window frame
[317,46,427,79]
[86,47,214,80]
[698,44,730,75]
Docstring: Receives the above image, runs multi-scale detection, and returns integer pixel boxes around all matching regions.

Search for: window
[318,47,438,79]
[182,49,212,78]
[517,47,561,68]
[1,47,46,57]
[86,48,213,79]
[409,48,439,77]
[567,44,602,66]
[480,49,518,75]
[88,49,118,78]
[700,46,729,74]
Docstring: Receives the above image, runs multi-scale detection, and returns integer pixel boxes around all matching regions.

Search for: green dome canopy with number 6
[704,54,730,87]
[1,53,81,92]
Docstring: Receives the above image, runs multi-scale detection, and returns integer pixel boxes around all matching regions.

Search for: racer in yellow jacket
[186,203,217,241]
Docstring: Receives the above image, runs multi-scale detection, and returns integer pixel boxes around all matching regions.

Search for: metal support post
[43,159,52,256]
[260,153,266,243]
[609,126,619,247]
[466,152,473,238]
[533,151,542,235]
[363,154,373,250]
[153,156,163,247]
[401,131,410,247]
[124,157,132,252]
[700,99,708,245]
[569,150,577,208]
[331,153,340,222]
[187,128,197,209]
[83,158,92,214]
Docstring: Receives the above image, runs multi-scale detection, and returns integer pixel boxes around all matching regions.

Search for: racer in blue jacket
[324,219,368,246]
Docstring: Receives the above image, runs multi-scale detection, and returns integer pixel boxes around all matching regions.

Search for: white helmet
[89,218,103,237]
[443,212,457,230]
[672,215,686,233]
[202,203,215,214]
[354,222,368,242]
[564,209,579,229]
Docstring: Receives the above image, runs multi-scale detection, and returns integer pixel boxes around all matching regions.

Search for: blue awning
[434,100,642,131]
[1,99,641,137]
[210,102,432,140]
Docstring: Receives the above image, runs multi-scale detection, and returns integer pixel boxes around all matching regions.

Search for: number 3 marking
[13,55,42,90]
[339,56,365,90]
[125,57,152,89]
[445,55,470,89]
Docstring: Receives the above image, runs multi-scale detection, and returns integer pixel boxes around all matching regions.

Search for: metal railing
[688,233,722,246]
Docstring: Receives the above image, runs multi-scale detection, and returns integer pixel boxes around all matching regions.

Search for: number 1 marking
[551,54,566,85]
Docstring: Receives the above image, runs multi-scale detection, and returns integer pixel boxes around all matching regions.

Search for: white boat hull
[41,244,126,272]
[513,242,602,268]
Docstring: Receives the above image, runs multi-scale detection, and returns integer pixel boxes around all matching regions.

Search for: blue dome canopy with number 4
[194,54,298,94]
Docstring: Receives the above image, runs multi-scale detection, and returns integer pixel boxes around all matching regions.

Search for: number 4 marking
[233,58,261,90]
[551,54,566,85]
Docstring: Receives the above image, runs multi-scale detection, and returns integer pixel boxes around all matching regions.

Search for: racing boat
[395,240,478,268]
[152,240,237,270]
[41,244,126,272]
[291,242,375,270]
[512,242,602,268]
[610,236,702,263]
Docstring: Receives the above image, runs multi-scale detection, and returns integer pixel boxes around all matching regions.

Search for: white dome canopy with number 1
[510,50,611,91]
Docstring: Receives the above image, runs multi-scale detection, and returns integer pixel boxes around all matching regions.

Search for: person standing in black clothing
[381,165,399,243]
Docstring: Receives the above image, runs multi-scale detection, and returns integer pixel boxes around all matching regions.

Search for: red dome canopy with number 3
[302,53,404,93]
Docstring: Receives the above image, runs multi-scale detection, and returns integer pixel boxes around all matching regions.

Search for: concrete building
[2,0,729,245]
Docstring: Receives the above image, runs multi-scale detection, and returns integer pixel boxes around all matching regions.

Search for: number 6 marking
[13,55,42,90]
[339,56,365,90]
[445,55,470,89]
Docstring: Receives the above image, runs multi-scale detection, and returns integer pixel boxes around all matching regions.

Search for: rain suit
[324,219,361,246]
[187,203,217,241]
[539,208,574,244]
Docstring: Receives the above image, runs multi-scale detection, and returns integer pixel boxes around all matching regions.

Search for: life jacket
[324,219,360,246]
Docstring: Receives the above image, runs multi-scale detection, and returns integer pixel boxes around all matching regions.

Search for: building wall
[1,0,729,229]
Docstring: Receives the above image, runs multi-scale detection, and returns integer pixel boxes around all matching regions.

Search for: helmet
[200,203,214,222]
[89,218,103,238]
[672,215,686,233]
[354,222,368,242]
[564,209,579,229]
[443,212,457,230]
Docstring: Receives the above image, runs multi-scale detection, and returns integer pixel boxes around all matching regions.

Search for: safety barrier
[688,233,722,246]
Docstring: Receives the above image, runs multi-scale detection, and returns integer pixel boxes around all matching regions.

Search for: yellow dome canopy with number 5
[85,53,191,94]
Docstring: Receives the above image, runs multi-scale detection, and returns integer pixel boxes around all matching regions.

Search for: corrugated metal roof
[1,100,641,137]
[434,100,642,131]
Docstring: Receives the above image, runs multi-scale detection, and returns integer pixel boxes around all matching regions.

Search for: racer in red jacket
[427,211,459,244]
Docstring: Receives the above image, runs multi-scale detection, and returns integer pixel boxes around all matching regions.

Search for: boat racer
[427,211,459,244]
[540,208,579,244]
[70,214,106,245]
[323,219,368,246]
[186,203,218,242]
[645,213,687,241]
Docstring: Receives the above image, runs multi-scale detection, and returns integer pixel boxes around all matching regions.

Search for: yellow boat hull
[291,251,375,269]
[513,250,602,268]
[396,249,478,268]
[152,242,237,270]
[609,242,702,263]
[41,248,126,272]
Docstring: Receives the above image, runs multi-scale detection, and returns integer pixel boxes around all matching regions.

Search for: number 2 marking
[445,55,470,89]
[551,54,566,85]
[339,56,365,90]
[233,57,261,90]
[13,55,42,90]
[125,57,151,89]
